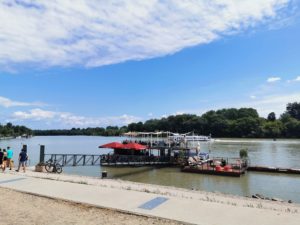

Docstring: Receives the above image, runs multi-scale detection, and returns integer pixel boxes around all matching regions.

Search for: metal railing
[100,154,171,165]
[44,154,102,167]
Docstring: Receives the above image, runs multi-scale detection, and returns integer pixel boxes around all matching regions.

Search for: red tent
[99,142,125,149]
[123,143,147,150]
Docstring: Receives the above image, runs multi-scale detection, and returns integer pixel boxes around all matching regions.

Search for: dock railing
[100,154,172,166]
[44,153,102,166]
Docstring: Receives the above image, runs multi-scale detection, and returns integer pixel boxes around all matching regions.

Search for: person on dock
[0,148,3,170]
[6,146,13,170]
[2,149,8,171]
[15,148,28,173]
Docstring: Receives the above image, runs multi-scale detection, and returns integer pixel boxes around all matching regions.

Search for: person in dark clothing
[16,149,28,172]
[0,149,3,169]
[2,149,8,172]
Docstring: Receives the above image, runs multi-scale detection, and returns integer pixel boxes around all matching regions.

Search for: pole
[39,145,45,163]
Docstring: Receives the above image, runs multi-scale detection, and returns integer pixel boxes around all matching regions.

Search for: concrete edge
[0,186,194,225]
[23,172,300,207]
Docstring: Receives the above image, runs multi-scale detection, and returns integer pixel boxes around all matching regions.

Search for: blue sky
[0,0,300,129]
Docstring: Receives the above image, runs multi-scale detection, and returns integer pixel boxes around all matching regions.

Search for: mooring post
[39,145,45,163]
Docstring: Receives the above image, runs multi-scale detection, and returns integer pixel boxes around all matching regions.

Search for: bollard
[39,145,45,163]
[101,171,107,179]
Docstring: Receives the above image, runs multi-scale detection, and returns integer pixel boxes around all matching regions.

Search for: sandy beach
[1,169,300,225]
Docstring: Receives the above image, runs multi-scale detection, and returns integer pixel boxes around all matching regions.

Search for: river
[1,136,300,203]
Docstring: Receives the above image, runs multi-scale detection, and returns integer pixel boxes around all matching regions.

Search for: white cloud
[175,111,186,115]
[0,0,290,69]
[239,92,300,117]
[250,95,257,99]
[267,76,281,82]
[161,114,168,119]
[13,108,56,120]
[0,96,44,108]
[11,108,140,128]
[168,91,300,118]
[288,76,300,83]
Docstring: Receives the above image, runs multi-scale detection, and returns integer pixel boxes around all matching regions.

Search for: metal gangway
[44,153,103,167]
[39,145,102,167]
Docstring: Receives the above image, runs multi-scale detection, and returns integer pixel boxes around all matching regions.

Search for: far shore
[2,135,300,144]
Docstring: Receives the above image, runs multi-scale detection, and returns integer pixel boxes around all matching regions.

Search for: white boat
[168,133,213,143]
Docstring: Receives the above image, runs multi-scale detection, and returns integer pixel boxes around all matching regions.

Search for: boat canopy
[99,142,125,149]
[122,143,147,150]
[99,142,147,151]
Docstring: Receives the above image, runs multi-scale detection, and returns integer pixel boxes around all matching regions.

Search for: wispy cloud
[267,76,281,82]
[172,92,300,118]
[0,0,290,69]
[0,96,45,108]
[243,75,300,116]
[11,108,140,128]
[168,75,300,118]
[241,92,300,117]
[288,76,300,83]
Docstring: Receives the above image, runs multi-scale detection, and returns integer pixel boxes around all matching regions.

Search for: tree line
[33,126,128,137]
[127,102,300,138]
[1,102,300,138]
[0,122,32,138]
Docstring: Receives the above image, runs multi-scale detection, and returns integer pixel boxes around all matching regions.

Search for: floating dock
[247,166,300,175]
[181,167,246,177]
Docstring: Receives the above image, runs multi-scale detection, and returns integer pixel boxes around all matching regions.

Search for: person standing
[2,149,7,172]
[6,146,13,170]
[16,149,28,172]
[0,149,3,170]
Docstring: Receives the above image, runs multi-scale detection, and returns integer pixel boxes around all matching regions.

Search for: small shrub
[239,148,248,158]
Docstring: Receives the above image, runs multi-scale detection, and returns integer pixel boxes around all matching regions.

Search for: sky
[0,0,300,129]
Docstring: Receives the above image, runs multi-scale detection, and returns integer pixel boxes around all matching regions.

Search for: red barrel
[216,165,223,171]
[224,165,232,171]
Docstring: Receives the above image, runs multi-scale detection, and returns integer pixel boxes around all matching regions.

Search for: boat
[168,133,213,143]
[181,166,245,177]
[181,156,248,177]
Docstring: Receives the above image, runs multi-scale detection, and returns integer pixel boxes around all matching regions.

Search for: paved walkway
[0,172,300,225]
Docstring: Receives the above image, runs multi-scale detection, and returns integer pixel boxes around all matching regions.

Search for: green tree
[262,121,283,138]
[267,112,276,122]
[286,102,300,120]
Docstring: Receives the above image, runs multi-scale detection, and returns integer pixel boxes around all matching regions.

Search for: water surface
[1,136,300,203]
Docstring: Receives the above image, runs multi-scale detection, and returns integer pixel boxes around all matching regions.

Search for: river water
[1,136,300,203]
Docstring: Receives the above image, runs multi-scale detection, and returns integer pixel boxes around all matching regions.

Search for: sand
[0,187,183,225]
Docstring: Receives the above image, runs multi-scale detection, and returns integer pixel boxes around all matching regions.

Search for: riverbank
[0,136,15,140]
[0,169,299,225]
